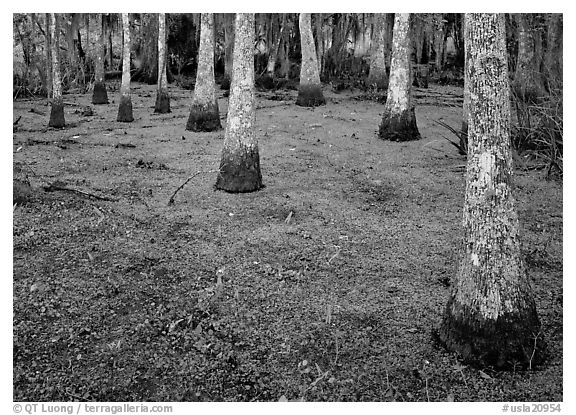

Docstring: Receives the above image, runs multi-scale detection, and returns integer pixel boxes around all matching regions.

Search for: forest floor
[12,80,562,402]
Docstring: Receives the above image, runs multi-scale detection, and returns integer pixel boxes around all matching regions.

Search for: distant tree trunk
[48,13,65,128]
[266,15,283,76]
[544,13,562,89]
[296,13,325,107]
[154,13,170,113]
[433,14,445,72]
[92,13,109,104]
[514,13,544,102]
[186,13,221,132]
[439,13,544,369]
[367,13,389,90]
[314,13,324,75]
[216,13,263,193]
[379,13,420,141]
[117,13,133,122]
[278,14,290,79]
[222,13,235,89]
[45,14,52,98]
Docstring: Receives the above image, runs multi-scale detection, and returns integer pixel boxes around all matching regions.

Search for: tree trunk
[48,13,65,128]
[514,13,544,102]
[379,13,420,141]
[45,14,52,98]
[186,13,222,132]
[117,13,133,122]
[544,13,562,90]
[314,13,324,76]
[460,16,469,154]
[367,13,389,90]
[266,14,283,75]
[432,14,445,73]
[154,13,170,113]
[222,13,235,89]
[296,13,325,107]
[92,13,109,104]
[439,13,544,370]
[216,13,263,193]
[278,14,290,79]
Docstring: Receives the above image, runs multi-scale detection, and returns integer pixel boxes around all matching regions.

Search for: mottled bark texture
[439,14,544,370]
[117,13,134,123]
[92,14,109,105]
[296,13,325,107]
[379,14,420,141]
[48,13,65,128]
[460,16,469,154]
[154,13,170,113]
[216,14,263,193]
[367,13,389,90]
[186,14,221,132]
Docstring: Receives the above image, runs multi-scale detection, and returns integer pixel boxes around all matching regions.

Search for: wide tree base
[216,147,263,193]
[379,107,421,141]
[438,297,546,369]
[48,100,65,128]
[154,91,171,113]
[92,82,109,105]
[186,102,222,132]
[117,96,134,122]
[296,84,326,107]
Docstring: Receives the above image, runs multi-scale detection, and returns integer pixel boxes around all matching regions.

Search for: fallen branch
[168,170,219,205]
[13,115,22,125]
[43,181,118,202]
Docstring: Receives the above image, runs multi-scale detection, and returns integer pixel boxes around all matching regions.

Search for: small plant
[434,119,468,156]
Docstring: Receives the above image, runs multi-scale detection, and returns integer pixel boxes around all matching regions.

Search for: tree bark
[266,14,283,76]
[278,14,290,79]
[154,13,170,113]
[379,13,420,141]
[45,14,52,98]
[367,13,389,90]
[48,13,65,128]
[186,13,222,132]
[296,13,325,107]
[439,13,544,370]
[513,13,544,102]
[222,13,235,90]
[216,13,263,193]
[544,13,562,90]
[117,13,133,122]
[92,13,109,104]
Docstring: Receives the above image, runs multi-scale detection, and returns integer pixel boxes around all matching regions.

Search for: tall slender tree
[154,13,170,113]
[92,14,109,104]
[48,13,64,128]
[222,13,235,90]
[186,13,221,132]
[117,13,133,122]
[378,13,420,141]
[439,13,544,369]
[296,13,325,107]
[514,14,544,102]
[215,13,263,193]
[367,13,389,90]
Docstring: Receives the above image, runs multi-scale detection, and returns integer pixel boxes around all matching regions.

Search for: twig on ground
[168,170,219,205]
[13,115,22,126]
[43,182,118,202]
